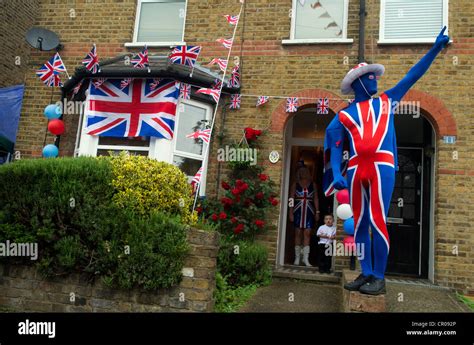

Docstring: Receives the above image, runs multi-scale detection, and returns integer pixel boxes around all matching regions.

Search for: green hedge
[0,157,189,290]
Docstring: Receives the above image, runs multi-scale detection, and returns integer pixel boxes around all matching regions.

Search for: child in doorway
[317,214,336,273]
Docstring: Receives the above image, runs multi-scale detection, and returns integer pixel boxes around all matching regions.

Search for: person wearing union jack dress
[324,27,449,295]
[289,165,320,267]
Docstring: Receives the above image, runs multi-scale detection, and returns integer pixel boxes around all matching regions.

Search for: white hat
[341,62,385,94]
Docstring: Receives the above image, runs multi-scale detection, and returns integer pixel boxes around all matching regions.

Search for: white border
[378,0,449,44]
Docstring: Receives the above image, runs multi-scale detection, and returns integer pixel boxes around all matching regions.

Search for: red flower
[254,129,262,136]
[258,174,268,181]
[270,198,279,206]
[234,223,244,234]
[254,220,265,228]
[219,212,227,220]
[239,182,249,192]
[235,179,244,187]
[211,214,218,221]
[255,192,264,200]
[244,127,262,141]
[231,217,237,224]
[231,188,240,196]
[221,181,231,190]
[221,197,233,206]
[195,207,203,214]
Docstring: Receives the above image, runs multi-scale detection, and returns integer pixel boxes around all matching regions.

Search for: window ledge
[282,38,354,45]
[378,39,453,45]
[125,41,186,48]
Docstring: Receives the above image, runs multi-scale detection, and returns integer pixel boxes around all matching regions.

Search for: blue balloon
[44,104,62,119]
[42,144,59,158]
[343,218,355,236]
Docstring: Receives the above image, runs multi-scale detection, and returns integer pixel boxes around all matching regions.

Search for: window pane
[175,103,208,156]
[292,110,333,139]
[98,136,150,147]
[294,0,345,39]
[137,0,185,42]
[173,155,202,177]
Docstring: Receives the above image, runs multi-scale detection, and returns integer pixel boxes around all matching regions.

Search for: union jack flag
[36,53,66,87]
[256,96,269,107]
[180,83,191,100]
[317,97,329,114]
[169,45,202,67]
[85,78,179,138]
[82,44,100,74]
[196,88,220,103]
[230,64,240,88]
[212,78,222,90]
[186,128,211,144]
[120,78,132,90]
[150,78,162,90]
[216,38,233,49]
[131,45,149,69]
[294,185,315,229]
[208,58,228,72]
[286,97,298,113]
[230,94,241,109]
[191,166,203,192]
[92,78,107,88]
[224,14,239,25]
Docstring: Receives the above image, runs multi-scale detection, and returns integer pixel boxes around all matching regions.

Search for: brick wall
[0,0,40,88]
[14,0,474,294]
[0,228,220,312]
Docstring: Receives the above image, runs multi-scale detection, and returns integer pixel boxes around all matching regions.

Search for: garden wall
[0,228,219,312]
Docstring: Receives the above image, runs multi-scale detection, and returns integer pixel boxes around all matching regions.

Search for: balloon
[336,203,353,220]
[42,144,58,158]
[336,189,350,204]
[343,217,355,235]
[48,119,65,135]
[44,104,62,119]
[343,236,356,251]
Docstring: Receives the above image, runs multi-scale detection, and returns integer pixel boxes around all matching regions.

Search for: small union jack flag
[36,53,66,87]
[150,78,162,90]
[216,38,233,49]
[92,78,107,88]
[191,166,203,193]
[196,88,220,103]
[230,94,241,109]
[286,97,298,113]
[169,45,202,67]
[120,78,132,90]
[208,58,228,72]
[131,45,149,69]
[72,80,83,96]
[224,14,239,25]
[212,78,222,90]
[180,83,191,100]
[256,96,269,107]
[317,97,329,114]
[82,44,100,74]
[186,128,211,144]
[230,64,240,88]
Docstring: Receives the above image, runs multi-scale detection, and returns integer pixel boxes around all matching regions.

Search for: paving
[239,277,472,313]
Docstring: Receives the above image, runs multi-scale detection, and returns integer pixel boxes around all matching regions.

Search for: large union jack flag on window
[85,78,179,139]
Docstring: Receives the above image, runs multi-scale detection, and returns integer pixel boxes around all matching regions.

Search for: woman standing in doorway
[289,165,320,266]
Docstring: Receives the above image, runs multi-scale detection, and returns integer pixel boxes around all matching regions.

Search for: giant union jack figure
[324,27,449,295]
[85,78,179,139]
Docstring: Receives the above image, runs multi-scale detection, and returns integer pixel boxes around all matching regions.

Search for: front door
[386,148,423,276]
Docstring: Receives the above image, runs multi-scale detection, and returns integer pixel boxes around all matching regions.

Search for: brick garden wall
[0,228,219,312]
[13,0,474,294]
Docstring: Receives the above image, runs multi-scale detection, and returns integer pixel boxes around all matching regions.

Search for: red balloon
[343,236,355,251]
[48,119,65,135]
[336,189,350,204]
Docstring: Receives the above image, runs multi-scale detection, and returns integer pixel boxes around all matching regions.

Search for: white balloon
[336,204,353,220]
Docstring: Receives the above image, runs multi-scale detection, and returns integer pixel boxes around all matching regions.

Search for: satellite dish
[26,27,61,51]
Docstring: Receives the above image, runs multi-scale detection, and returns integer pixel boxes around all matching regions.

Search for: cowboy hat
[341,62,385,94]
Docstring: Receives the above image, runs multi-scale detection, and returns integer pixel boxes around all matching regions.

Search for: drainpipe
[358,0,366,63]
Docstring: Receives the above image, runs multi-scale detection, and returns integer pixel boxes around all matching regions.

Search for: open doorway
[278,108,335,269]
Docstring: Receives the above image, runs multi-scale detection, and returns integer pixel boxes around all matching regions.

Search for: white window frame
[77,96,212,196]
[282,0,353,45]
[378,0,449,45]
[125,0,187,48]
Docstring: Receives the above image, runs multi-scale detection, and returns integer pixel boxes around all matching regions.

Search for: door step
[273,265,340,284]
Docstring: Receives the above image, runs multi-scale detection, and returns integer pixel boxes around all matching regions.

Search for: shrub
[217,239,272,287]
[0,157,190,290]
[213,272,258,312]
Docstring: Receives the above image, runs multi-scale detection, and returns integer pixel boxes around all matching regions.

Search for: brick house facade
[4,0,473,294]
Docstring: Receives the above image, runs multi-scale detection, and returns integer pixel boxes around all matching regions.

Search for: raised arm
[385,26,450,103]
